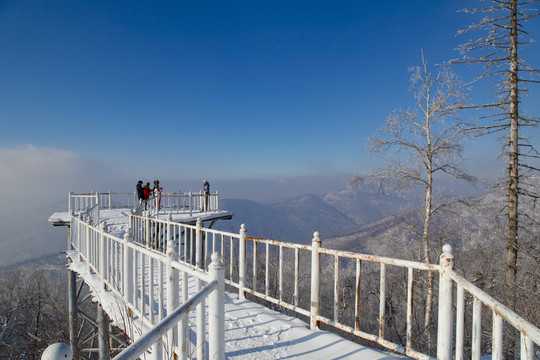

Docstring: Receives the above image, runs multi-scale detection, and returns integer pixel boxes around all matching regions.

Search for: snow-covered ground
[59,209,407,359]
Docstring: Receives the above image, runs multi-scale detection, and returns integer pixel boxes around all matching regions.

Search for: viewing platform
[64,216,401,359]
[49,190,233,227]
[48,191,540,360]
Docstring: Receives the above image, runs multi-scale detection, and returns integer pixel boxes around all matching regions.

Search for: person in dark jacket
[203,179,210,211]
[136,181,145,203]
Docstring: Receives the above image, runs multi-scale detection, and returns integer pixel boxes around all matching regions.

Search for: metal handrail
[68,215,226,360]
[113,281,218,360]
[66,200,540,360]
[125,214,540,360]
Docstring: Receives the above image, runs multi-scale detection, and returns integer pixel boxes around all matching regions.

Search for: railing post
[437,244,455,360]
[86,219,92,273]
[189,191,193,216]
[68,191,73,215]
[166,215,179,356]
[209,252,225,360]
[123,229,133,308]
[195,217,205,359]
[69,211,74,250]
[79,214,84,261]
[179,265,189,359]
[200,190,204,212]
[239,224,247,300]
[196,218,203,268]
[145,214,150,247]
[310,231,321,330]
[100,222,108,290]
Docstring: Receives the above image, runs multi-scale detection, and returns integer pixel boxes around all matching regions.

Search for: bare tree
[453,0,539,311]
[350,55,476,332]
[0,269,68,359]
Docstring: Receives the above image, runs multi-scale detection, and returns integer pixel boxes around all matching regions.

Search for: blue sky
[0,0,539,208]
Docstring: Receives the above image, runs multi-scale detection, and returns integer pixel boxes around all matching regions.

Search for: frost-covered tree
[350,55,476,330]
[453,0,539,311]
[0,270,67,358]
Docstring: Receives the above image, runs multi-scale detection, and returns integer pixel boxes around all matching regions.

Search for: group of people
[136,180,163,210]
[135,179,211,211]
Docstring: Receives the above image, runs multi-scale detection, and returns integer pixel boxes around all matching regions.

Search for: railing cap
[440,244,454,269]
[442,244,453,258]
[42,343,72,360]
[209,252,224,270]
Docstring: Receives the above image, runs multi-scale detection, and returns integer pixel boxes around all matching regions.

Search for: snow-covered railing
[69,210,540,360]
[97,192,139,209]
[130,214,238,263]
[69,214,225,360]
[138,191,220,217]
[69,192,100,223]
[125,216,540,359]
[236,237,540,360]
[70,190,220,220]
[126,215,540,359]
[234,231,442,359]
[441,252,540,360]
[112,254,225,360]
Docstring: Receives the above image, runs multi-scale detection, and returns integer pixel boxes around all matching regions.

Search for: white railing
[69,192,100,223]
[442,254,540,360]
[138,191,220,217]
[69,191,221,222]
[69,209,540,360]
[69,214,226,360]
[113,255,225,360]
[97,192,139,209]
[127,215,540,359]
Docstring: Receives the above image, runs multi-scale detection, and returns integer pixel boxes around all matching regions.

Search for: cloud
[0,145,115,213]
[0,145,354,215]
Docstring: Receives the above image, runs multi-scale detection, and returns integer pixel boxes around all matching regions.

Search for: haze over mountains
[0,185,519,270]
[0,200,66,268]
[0,189,402,269]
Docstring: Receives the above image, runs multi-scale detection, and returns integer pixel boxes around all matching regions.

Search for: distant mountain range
[0,188,401,268]
[214,189,405,244]
[216,187,530,265]
[2,185,529,271]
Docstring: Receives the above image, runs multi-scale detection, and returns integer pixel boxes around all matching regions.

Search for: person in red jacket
[141,183,151,210]
[143,183,151,200]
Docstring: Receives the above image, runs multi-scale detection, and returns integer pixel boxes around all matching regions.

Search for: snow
[62,209,407,359]
[222,296,400,359]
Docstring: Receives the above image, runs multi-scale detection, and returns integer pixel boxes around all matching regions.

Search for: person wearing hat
[153,180,163,210]
[203,179,210,211]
